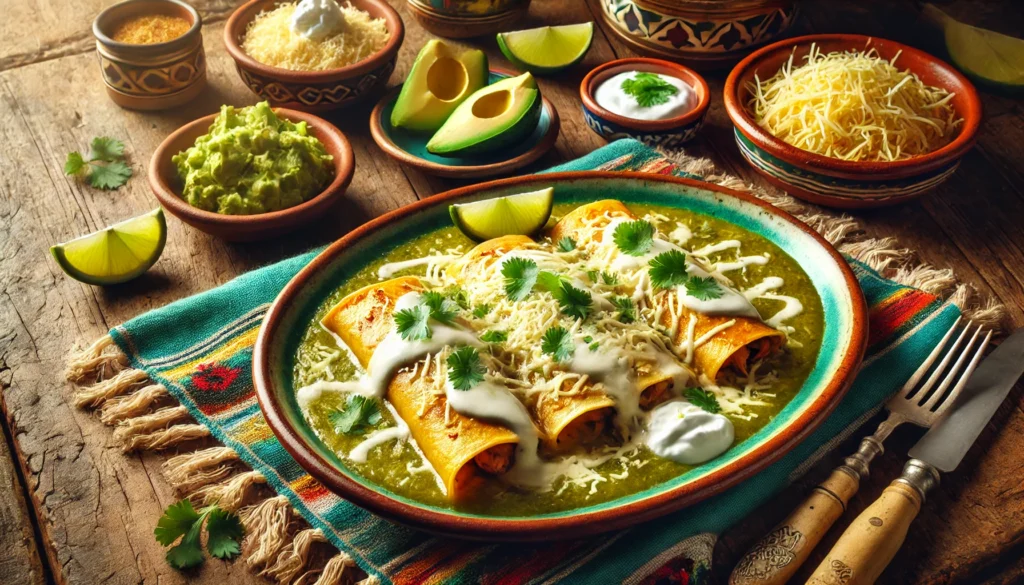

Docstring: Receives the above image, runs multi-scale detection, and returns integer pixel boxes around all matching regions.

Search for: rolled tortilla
[551,200,785,381]
[320,276,518,498]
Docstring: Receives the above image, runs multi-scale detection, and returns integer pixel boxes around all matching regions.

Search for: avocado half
[390,40,489,132]
[426,72,542,157]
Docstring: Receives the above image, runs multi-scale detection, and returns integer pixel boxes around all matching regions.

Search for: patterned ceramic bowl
[407,0,529,39]
[92,0,206,111]
[724,34,982,209]
[224,0,404,113]
[581,58,710,149]
[600,0,799,69]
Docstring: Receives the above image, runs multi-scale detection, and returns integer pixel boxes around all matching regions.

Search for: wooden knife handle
[806,460,940,585]
[729,467,859,585]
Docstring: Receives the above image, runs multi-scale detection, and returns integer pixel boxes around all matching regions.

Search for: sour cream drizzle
[743,276,805,331]
[377,255,459,279]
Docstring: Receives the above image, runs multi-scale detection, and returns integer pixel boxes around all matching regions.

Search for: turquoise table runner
[78,140,959,585]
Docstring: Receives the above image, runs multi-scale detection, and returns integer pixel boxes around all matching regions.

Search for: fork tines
[900,316,993,413]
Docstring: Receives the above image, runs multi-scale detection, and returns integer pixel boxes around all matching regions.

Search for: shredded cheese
[242,2,389,72]
[747,43,962,162]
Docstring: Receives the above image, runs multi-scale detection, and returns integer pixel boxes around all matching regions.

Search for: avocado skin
[390,41,488,132]
[426,88,542,157]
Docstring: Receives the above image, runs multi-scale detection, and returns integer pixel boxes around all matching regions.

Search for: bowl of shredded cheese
[724,34,981,208]
[225,0,404,113]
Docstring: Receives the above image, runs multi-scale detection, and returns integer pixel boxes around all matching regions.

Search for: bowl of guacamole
[150,102,354,241]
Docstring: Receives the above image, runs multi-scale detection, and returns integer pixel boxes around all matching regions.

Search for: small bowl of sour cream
[580,58,709,148]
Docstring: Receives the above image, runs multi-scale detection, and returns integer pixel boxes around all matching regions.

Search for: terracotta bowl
[253,172,867,540]
[581,57,710,148]
[92,0,206,110]
[224,0,404,113]
[724,34,982,209]
[149,108,354,241]
[407,0,529,39]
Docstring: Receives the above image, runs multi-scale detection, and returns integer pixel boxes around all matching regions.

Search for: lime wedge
[450,188,554,241]
[924,4,1024,93]
[51,208,167,285]
[497,23,594,75]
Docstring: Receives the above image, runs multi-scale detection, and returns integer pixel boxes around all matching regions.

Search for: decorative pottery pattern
[601,0,797,56]
[583,105,705,148]
[235,58,396,108]
[100,47,206,96]
[734,130,961,202]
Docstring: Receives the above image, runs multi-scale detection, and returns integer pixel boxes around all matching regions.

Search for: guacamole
[173,101,334,215]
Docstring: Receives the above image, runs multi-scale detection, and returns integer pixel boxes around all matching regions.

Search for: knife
[807,328,1024,585]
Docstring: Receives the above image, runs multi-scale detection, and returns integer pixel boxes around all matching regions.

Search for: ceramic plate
[369,70,560,178]
[254,172,867,540]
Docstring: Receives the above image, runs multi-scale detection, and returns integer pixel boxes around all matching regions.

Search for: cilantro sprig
[613,220,655,256]
[64,137,133,190]
[539,275,592,320]
[447,346,485,391]
[685,387,722,414]
[394,305,432,341]
[329,395,382,435]
[557,237,577,252]
[502,257,539,301]
[621,72,679,108]
[648,251,724,300]
[422,291,459,325]
[480,330,507,343]
[542,326,575,363]
[611,296,636,324]
[684,275,723,301]
[155,500,243,570]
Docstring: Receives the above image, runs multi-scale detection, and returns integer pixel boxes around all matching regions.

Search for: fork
[729,317,992,585]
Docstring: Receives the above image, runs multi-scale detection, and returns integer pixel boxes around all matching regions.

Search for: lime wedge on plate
[450,188,554,241]
[497,23,594,75]
[51,208,167,285]
[923,3,1024,93]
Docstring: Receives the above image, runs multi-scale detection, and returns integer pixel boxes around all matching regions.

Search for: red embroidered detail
[192,363,240,392]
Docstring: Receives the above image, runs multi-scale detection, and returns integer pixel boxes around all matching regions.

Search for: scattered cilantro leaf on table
[88,136,127,162]
[155,500,243,570]
[685,387,722,414]
[64,137,133,190]
[648,250,690,290]
[502,257,539,301]
[395,305,432,340]
[447,346,485,390]
[613,220,655,256]
[542,326,575,363]
[621,72,679,108]
[684,276,723,301]
[329,395,382,435]
[557,237,577,252]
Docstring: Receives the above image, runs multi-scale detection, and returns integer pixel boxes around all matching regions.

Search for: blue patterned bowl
[581,57,710,149]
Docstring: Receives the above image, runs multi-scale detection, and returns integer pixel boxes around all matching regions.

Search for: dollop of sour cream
[594,71,696,121]
[290,0,345,41]
[645,400,734,465]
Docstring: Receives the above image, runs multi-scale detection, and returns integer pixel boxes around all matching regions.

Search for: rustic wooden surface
[0,1,1021,584]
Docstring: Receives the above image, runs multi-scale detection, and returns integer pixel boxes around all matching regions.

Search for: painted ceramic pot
[407,0,530,39]
[581,58,710,148]
[600,0,799,69]
[253,172,867,540]
[724,34,982,209]
[224,0,404,113]
[92,0,206,110]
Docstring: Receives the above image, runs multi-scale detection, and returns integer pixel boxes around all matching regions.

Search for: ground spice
[111,14,191,44]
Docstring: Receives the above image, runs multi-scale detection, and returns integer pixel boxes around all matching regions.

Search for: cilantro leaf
[87,160,133,190]
[502,257,539,301]
[480,330,507,343]
[166,532,205,570]
[586,269,600,283]
[611,296,636,324]
[621,72,679,108]
[472,304,491,319]
[685,387,722,414]
[613,220,655,256]
[64,151,87,176]
[154,499,201,546]
[205,508,244,560]
[535,270,563,293]
[88,136,126,162]
[394,305,431,341]
[422,291,459,325]
[557,237,576,252]
[329,395,381,435]
[445,286,471,310]
[447,346,485,391]
[551,280,592,320]
[684,276,723,301]
[601,271,619,285]
[541,326,575,363]
[648,250,690,290]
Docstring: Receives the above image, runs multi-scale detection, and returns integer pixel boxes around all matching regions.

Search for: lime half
[450,188,554,241]
[497,23,594,75]
[924,4,1024,93]
[51,208,167,285]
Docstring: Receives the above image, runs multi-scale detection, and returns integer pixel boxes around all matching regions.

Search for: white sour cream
[290,0,345,41]
[646,400,734,465]
[594,71,697,121]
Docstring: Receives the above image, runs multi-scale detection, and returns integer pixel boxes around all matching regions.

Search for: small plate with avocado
[370,41,559,178]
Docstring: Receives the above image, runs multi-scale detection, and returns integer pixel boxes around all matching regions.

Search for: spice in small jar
[111,14,191,44]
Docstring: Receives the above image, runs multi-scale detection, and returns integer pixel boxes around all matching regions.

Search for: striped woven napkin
[69,140,965,585]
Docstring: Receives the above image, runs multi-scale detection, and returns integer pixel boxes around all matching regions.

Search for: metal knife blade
[909,328,1024,472]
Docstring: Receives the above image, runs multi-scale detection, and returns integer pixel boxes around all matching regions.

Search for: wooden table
[1,1,1022,584]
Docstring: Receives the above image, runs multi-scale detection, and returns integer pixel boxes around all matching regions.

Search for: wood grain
[0,1,1021,584]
